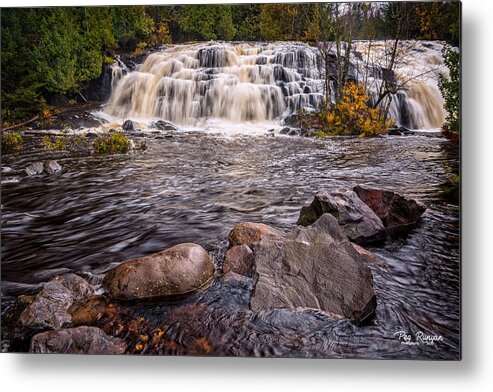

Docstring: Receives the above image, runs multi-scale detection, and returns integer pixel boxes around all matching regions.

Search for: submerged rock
[387,126,414,136]
[353,186,426,231]
[30,326,127,354]
[297,189,386,244]
[44,160,62,175]
[223,244,255,278]
[228,222,283,248]
[102,243,215,300]
[250,214,376,323]
[19,274,94,331]
[24,162,44,176]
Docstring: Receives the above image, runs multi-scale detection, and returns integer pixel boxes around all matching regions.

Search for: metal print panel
[0,1,461,359]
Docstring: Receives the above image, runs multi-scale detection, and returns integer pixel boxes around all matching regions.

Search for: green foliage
[178,5,236,41]
[439,45,460,138]
[111,6,154,50]
[41,135,88,151]
[42,134,89,151]
[42,135,67,151]
[231,5,261,41]
[1,132,24,154]
[93,132,131,154]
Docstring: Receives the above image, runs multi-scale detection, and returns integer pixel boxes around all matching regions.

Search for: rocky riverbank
[2,186,426,355]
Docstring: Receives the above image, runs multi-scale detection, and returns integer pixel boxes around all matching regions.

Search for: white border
[1,0,493,391]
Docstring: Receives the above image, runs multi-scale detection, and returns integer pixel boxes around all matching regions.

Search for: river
[1,131,460,359]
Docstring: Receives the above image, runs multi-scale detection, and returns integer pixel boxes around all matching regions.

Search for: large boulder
[353,186,426,231]
[250,214,376,323]
[223,244,255,277]
[297,189,386,244]
[228,222,283,248]
[30,326,127,354]
[19,274,94,331]
[102,243,215,300]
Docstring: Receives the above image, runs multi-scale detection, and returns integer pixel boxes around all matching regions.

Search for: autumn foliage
[319,82,392,137]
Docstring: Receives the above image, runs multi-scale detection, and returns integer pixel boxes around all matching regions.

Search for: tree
[178,5,236,41]
[231,4,261,41]
[439,45,460,138]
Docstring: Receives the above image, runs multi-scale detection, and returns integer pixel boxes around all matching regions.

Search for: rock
[351,243,385,268]
[1,166,14,174]
[153,120,177,131]
[68,296,113,326]
[228,222,283,248]
[122,119,135,131]
[19,274,94,331]
[297,189,386,244]
[102,243,215,300]
[387,126,413,136]
[44,160,62,175]
[87,132,99,139]
[288,129,300,136]
[223,244,254,277]
[30,326,127,354]
[25,162,44,176]
[282,114,299,126]
[353,186,426,231]
[387,126,402,136]
[279,127,291,135]
[250,214,376,323]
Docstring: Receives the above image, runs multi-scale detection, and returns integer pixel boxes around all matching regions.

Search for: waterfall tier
[105,41,447,130]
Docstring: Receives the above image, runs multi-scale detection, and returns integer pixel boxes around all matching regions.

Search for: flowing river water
[1,131,459,358]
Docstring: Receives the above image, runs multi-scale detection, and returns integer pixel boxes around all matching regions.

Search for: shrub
[93,132,131,154]
[42,134,89,151]
[320,82,392,137]
[42,135,66,151]
[1,132,24,154]
[439,45,460,141]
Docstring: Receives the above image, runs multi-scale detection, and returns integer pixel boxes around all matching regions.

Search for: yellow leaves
[322,82,389,136]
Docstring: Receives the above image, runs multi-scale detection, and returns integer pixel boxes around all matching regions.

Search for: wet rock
[282,114,299,126]
[153,120,178,131]
[353,186,426,231]
[68,296,117,326]
[122,119,135,131]
[102,243,215,300]
[288,129,300,136]
[25,162,44,176]
[223,244,255,277]
[250,214,376,323]
[44,160,62,175]
[228,222,283,248]
[279,127,291,135]
[297,189,386,244]
[19,274,94,331]
[30,326,127,354]
[1,166,14,174]
[351,243,385,268]
[387,126,413,136]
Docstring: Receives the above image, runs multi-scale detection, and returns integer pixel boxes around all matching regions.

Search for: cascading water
[104,41,448,130]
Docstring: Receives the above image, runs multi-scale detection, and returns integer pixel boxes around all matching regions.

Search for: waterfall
[105,41,448,130]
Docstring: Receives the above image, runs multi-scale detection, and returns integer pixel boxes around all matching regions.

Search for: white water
[103,41,448,132]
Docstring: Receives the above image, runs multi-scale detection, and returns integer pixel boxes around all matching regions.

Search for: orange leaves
[322,82,391,136]
[194,337,212,355]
